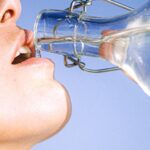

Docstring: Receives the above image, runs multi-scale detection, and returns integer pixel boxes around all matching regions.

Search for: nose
[0,0,21,24]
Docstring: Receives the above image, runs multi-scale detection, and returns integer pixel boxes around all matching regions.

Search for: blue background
[18,0,150,150]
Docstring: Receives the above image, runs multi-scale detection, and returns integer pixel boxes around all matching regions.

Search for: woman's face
[0,0,71,146]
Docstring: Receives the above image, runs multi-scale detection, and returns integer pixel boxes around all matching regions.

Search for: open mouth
[12,46,34,64]
[11,29,36,65]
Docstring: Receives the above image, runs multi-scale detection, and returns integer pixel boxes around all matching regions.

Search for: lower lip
[18,57,54,68]
[14,57,54,81]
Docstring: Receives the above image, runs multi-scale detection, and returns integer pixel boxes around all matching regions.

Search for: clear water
[37,36,100,58]
[106,27,150,96]
[36,26,150,96]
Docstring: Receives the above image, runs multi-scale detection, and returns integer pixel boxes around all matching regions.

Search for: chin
[0,79,71,146]
[24,80,72,145]
[31,81,72,144]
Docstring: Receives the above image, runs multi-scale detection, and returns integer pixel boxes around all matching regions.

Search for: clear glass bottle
[34,0,150,96]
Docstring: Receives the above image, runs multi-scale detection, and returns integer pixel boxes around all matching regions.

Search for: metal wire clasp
[69,0,92,13]
[63,0,119,73]
[63,0,134,73]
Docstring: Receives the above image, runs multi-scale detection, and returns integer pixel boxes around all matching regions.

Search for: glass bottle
[34,0,150,96]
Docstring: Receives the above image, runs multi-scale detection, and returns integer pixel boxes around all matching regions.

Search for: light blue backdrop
[18,0,150,150]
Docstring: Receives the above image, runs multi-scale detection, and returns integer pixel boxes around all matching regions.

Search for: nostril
[1,9,14,23]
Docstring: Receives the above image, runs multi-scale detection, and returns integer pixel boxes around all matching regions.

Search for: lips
[0,25,54,80]
[12,29,35,64]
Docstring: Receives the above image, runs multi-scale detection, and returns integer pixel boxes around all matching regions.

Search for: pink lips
[12,28,54,68]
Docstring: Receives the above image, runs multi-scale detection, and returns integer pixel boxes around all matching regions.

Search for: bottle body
[34,1,150,57]
[34,0,150,96]
[102,27,150,96]
[34,10,102,57]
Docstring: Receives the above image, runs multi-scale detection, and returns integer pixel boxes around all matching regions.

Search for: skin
[0,0,71,150]
[99,30,117,61]
[100,30,136,83]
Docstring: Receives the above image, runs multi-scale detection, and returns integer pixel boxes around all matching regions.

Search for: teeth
[19,46,31,54]
[15,46,31,58]
[16,51,20,57]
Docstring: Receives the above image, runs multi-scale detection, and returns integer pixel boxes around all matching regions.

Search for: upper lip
[23,29,35,57]
[11,28,35,64]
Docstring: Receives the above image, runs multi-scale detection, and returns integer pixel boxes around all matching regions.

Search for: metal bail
[63,0,135,73]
